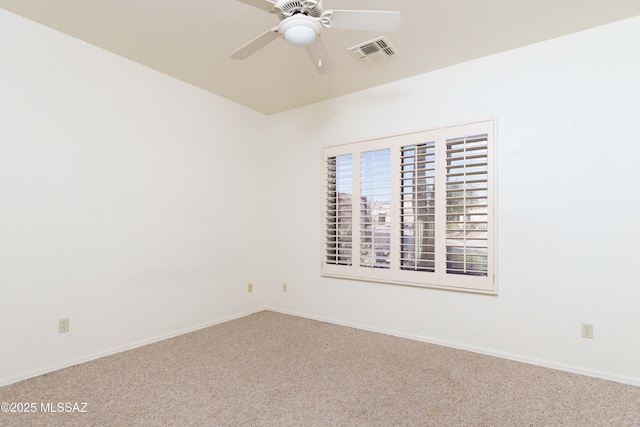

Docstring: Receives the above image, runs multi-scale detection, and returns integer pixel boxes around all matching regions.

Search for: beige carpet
[1,311,638,426]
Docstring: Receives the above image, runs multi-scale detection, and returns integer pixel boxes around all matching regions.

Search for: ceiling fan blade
[235,0,278,11]
[324,10,401,32]
[230,27,280,60]
[306,38,335,75]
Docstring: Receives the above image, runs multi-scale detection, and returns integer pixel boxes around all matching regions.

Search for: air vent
[347,36,398,64]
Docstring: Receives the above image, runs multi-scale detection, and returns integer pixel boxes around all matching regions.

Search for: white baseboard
[265,306,640,387]
[5,306,637,388]
[0,307,266,387]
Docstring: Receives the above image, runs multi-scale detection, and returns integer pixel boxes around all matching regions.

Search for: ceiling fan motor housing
[277,1,322,20]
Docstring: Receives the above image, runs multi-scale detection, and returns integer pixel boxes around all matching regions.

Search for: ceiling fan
[230,0,401,74]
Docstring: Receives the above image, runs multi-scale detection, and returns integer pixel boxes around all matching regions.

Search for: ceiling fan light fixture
[280,15,320,47]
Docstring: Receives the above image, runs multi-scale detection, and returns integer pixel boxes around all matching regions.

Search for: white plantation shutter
[359,148,391,269]
[445,134,489,277]
[322,119,496,294]
[324,151,353,270]
[439,120,495,291]
[400,140,437,272]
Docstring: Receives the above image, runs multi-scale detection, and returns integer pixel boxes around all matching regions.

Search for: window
[323,119,497,294]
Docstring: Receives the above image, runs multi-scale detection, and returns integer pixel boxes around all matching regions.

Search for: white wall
[0,10,272,386]
[265,16,640,385]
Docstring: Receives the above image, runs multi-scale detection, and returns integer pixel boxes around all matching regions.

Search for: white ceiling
[1,0,639,115]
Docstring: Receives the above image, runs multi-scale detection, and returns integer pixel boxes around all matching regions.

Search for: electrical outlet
[582,323,594,339]
[282,282,288,292]
[248,283,253,293]
[59,318,70,334]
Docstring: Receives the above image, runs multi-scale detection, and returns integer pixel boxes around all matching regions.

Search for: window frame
[322,119,498,295]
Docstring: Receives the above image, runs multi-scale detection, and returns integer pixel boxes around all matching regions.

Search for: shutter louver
[445,134,489,277]
[400,142,436,272]
[326,154,353,266]
[360,149,391,269]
